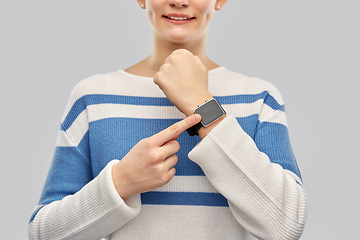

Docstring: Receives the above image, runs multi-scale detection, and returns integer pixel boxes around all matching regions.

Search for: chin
[167,36,193,44]
[164,31,204,45]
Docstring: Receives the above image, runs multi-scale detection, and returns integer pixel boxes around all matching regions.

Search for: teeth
[169,16,188,20]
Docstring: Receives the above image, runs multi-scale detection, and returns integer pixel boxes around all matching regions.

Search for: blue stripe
[216,91,284,111]
[75,116,263,177]
[88,118,204,177]
[236,114,259,140]
[67,115,295,178]
[295,180,302,186]
[141,191,229,207]
[61,92,283,131]
[216,91,268,104]
[263,94,285,112]
[39,146,93,205]
[255,121,302,180]
[85,94,174,106]
[78,131,90,160]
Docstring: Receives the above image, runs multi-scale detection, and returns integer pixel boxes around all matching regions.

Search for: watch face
[194,99,225,127]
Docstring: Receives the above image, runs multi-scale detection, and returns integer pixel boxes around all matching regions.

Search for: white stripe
[87,101,285,124]
[87,104,185,123]
[87,102,263,123]
[208,68,284,106]
[56,130,74,147]
[223,100,263,118]
[154,176,219,193]
[113,205,246,239]
[258,104,288,126]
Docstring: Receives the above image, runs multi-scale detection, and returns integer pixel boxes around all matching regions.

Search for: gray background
[1,0,359,239]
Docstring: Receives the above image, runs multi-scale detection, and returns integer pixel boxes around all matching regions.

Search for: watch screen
[195,99,225,127]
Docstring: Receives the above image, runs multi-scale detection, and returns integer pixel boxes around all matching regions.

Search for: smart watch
[186,98,226,136]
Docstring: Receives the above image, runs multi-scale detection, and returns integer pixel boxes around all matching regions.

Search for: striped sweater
[29,67,307,240]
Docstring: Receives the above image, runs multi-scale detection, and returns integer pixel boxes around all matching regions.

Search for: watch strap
[186,122,202,136]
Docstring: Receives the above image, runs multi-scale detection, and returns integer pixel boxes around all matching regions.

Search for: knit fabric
[29,67,307,240]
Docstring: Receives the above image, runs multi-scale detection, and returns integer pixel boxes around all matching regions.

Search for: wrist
[112,163,133,200]
[183,93,214,116]
[197,114,226,139]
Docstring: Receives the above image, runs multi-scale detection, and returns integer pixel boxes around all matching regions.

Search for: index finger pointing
[152,114,201,146]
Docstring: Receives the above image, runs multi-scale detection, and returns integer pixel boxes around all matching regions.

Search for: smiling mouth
[163,16,196,21]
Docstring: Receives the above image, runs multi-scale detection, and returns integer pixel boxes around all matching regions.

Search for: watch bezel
[194,98,226,127]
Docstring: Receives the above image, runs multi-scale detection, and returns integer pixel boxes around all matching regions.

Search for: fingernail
[193,114,201,123]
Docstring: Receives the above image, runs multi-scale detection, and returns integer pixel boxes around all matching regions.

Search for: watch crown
[198,100,208,107]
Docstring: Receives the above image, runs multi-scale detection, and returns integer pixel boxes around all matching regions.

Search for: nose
[168,0,189,8]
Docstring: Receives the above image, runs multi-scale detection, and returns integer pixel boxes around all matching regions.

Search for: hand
[112,114,202,200]
[153,49,213,116]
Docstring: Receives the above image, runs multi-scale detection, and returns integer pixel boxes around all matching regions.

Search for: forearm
[188,115,308,240]
[29,160,141,240]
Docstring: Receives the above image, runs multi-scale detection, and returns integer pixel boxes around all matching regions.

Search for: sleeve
[188,90,308,240]
[28,83,141,240]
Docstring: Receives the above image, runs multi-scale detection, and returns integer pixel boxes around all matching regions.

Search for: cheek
[194,0,216,21]
[146,0,163,20]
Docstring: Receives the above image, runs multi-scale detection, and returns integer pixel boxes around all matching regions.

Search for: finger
[168,167,176,179]
[193,55,204,66]
[165,49,181,63]
[172,49,192,56]
[160,140,180,158]
[171,49,182,55]
[165,54,171,63]
[158,62,169,72]
[153,70,157,82]
[152,114,201,146]
[164,154,178,170]
[166,166,176,184]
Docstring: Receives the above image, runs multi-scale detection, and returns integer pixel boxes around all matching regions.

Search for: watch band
[186,122,202,136]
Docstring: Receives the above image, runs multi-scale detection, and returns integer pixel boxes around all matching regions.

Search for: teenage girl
[29,1,308,239]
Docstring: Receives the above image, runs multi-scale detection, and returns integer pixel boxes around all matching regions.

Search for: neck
[147,34,218,73]
[125,32,219,78]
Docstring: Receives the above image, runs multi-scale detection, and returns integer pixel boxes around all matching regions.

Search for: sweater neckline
[118,66,226,80]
